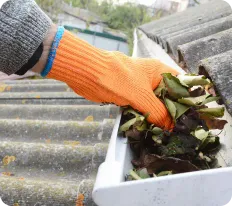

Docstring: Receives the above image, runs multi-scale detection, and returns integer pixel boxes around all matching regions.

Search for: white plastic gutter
[93,29,232,206]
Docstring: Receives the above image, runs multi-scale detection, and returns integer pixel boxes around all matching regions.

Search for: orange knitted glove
[47,30,179,130]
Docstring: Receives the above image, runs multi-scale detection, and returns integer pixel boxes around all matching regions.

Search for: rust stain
[76,193,84,206]
[84,116,94,122]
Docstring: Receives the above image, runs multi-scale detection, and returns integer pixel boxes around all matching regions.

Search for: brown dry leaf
[18,177,24,181]
[200,114,228,130]
[143,154,199,174]
[0,84,7,92]
[84,116,94,122]
[2,156,16,166]
[35,95,41,99]
[13,203,20,206]
[2,172,14,176]
[76,193,84,206]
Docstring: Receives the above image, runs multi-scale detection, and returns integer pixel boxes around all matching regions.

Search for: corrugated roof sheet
[139,0,232,117]
[0,79,118,205]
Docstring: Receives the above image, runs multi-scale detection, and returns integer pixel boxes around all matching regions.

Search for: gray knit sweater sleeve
[0,0,52,75]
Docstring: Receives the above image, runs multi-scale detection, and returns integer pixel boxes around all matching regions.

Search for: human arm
[0,0,178,130]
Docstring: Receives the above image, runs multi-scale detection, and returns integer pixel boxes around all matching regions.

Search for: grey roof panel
[0,92,81,98]
[140,0,230,35]
[0,104,118,121]
[0,79,116,205]
[178,28,232,73]
[155,6,232,48]
[166,14,232,59]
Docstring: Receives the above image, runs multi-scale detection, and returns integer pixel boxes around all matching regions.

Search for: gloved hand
[45,29,179,130]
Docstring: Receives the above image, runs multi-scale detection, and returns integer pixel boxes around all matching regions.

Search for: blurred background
[0,0,212,80]
[36,0,212,55]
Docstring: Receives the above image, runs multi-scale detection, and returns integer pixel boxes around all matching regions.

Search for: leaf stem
[129,170,142,180]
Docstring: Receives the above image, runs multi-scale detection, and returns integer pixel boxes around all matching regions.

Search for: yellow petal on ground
[2,172,13,176]
[9,156,16,161]
[2,156,16,166]
[0,84,7,92]
[84,116,94,122]
[35,95,41,99]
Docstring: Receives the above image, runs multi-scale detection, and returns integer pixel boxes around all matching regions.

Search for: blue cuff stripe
[41,26,65,77]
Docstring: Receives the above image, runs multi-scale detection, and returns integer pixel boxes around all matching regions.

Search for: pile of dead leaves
[119,73,227,180]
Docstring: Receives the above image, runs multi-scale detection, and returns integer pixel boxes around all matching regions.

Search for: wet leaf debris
[119,73,227,181]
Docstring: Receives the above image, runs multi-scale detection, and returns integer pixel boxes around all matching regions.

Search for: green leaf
[165,98,176,120]
[154,79,166,97]
[129,169,150,180]
[137,168,150,179]
[200,136,220,150]
[197,107,225,118]
[160,134,200,157]
[124,109,144,119]
[157,171,172,177]
[173,102,190,119]
[201,96,220,105]
[178,93,210,106]
[151,127,163,135]
[152,135,162,144]
[164,98,190,120]
[194,128,209,141]
[161,136,185,156]
[129,170,142,180]
[177,74,211,87]
[162,73,190,99]
[119,118,137,132]
[136,121,147,131]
